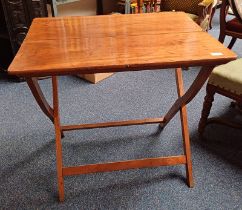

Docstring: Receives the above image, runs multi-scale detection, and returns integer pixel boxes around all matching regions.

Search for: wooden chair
[160,0,215,31]
[198,59,242,136]
[219,0,242,49]
[209,0,222,29]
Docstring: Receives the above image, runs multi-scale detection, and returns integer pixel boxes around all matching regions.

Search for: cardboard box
[78,73,114,84]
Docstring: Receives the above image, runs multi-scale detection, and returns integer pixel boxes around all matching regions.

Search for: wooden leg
[199,85,242,130]
[52,76,65,202]
[218,33,226,44]
[26,77,54,122]
[163,66,214,127]
[209,7,216,30]
[228,37,237,49]
[50,0,58,17]
[175,68,194,188]
[198,84,216,136]
[26,77,64,137]
[96,0,103,15]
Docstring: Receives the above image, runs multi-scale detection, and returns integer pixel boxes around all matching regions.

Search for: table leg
[52,76,65,202]
[163,66,214,127]
[26,66,213,200]
[175,68,194,187]
[26,78,54,122]
[161,66,213,186]
[26,77,64,138]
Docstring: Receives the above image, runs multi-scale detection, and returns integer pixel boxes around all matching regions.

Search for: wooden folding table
[8,12,237,201]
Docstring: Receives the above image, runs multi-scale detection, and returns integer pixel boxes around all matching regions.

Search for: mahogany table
[8,12,237,201]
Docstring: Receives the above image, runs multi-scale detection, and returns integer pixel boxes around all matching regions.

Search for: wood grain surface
[26,12,202,39]
[8,12,236,77]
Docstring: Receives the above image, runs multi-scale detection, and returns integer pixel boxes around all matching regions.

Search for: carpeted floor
[0,11,242,209]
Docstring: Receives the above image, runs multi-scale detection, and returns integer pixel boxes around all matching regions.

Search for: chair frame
[198,1,214,28]
[219,0,242,49]
[91,0,214,31]
[198,83,242,136]
[209,0,222,29]
[158,0,214,31]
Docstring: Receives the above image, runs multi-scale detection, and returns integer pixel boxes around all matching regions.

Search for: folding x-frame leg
[52,76,65,201]
[26,78,64,138]
[175,68,193,187]
[27,66,213,201]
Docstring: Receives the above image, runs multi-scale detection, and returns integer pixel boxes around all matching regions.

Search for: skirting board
[77,73,114,84]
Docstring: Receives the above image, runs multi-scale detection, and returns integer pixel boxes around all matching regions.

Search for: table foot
[159,122,165,128]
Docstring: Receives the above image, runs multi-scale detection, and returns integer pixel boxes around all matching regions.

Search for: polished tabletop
[8,12,237,77]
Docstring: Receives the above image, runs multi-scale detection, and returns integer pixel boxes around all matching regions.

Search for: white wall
[56,0,117,16]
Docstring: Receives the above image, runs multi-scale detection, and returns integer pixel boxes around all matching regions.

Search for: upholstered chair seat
[219,0,242,49]
[226,18,242,33]
[186,13,199,22]
[208,59,242,95]
[199,58,242,135]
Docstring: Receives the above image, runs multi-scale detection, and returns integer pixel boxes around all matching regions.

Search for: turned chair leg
[218,33,226,43]
[198,84,216,136]
[228,37,237,49]
[209,7,216,29]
